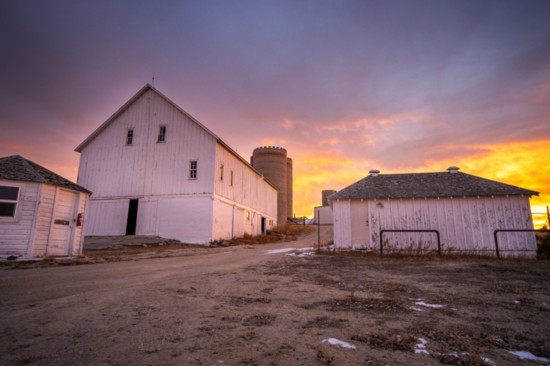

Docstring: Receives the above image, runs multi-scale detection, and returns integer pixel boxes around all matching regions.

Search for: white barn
[0,155,90,260]
[75,84,277,244]
[330,167,539,257]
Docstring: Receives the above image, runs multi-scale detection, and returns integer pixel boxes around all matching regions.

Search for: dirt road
[1,226,549,366]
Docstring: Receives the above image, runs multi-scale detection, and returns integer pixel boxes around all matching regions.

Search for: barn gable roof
[74,84,276,190]
[0,155,91,194]
[329,170,539,201]
[75,84,222,152]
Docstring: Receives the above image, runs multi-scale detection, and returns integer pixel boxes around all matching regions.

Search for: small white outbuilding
[0,155,91,260]
[329,167,539,257]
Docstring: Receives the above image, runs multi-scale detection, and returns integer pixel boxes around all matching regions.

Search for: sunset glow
[1,1,549,227]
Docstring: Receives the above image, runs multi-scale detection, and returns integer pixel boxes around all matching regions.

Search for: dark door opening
[126,199,139,235]
[261,217,266,234]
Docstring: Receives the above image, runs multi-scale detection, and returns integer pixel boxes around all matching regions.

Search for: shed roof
[329,170,538,201]
[0,155,91,194]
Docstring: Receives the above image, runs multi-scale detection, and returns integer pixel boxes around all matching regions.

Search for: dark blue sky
[1,0,549,215]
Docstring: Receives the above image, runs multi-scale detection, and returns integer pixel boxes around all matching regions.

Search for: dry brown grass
[211,224,315,247]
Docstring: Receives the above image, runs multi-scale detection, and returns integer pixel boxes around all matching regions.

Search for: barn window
[230,170,234,186]
[246,211,250,222]
[0,185,20,218]
[219,164,224,181]
[158,125,166,142]
[126,129,134,145]
[189,160,198,179]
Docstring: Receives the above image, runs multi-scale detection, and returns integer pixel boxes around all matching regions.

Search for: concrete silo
[286,158,293,218]
[251,146,292,225]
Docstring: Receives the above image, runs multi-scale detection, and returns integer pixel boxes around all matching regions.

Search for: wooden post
[547,206,550,229]
[317,208,321,250]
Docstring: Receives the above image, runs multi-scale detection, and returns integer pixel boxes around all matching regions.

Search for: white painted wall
[313,206,333,225]
[0,180,36,258]
[0,181,89,259]
[213,142,277,223]
[333,196,537,257]
[78,88,216,199]
[78,88,277,244]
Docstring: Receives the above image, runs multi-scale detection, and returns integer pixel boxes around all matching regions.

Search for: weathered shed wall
[0,180,37,258]
[0,181,89,259]
[333,196,536,257]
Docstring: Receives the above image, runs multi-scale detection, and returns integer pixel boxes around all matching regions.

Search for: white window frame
[158,125,166,143]
[189,160,198,180]
[0,183,21,219]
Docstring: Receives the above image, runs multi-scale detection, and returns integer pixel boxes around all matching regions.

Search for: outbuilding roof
[0,155,91,194]
[329,169,538,201]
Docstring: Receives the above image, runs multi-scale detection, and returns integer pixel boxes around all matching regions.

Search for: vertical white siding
[350,201,368,248]
[0,182,88,259]
[69,191,88,257]
[332,200,352,248]
[334,196,536,257]
[78,88,278,243]
[156,196,213,244]
[30,184,56,257]
[84,200,129,235]
[212,142,277,240]
[0,181,38,258]
[78,89,216,198]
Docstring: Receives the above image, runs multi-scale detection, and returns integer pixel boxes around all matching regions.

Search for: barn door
[49,190,77,256]
[126,199,139,235]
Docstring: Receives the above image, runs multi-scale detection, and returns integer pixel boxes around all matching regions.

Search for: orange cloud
[292,140,550,229]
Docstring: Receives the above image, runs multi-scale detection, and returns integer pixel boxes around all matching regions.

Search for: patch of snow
[415,338,429,355]
[415,299,445,308]
[514,300,521,304]
[265,248,297,254]
[287,247,315,257]
[509,351,550,363]
[481,356,497,365]
[409,306,424,312]
[322,338,356,349]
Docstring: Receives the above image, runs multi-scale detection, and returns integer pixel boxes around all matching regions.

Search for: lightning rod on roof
[152,73,155,86]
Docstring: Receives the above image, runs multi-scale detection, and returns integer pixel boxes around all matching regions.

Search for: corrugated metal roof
[0,155,91,194]
[329,171,538,201]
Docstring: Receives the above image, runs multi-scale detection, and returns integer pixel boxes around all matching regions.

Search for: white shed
[75,84,277,244]
[0,155,91,260]
[330,167,539,257]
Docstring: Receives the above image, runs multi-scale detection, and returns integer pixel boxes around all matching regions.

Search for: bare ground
[1,227,549,366]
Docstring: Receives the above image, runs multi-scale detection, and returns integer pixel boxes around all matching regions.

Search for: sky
[1,0,549,224]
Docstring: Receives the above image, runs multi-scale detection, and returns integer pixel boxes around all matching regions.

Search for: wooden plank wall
[0,180,37,258]
[334,196,536,257]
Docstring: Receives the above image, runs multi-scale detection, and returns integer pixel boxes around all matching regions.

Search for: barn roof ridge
[329,170,539,201]
[0,155,91,194]
[73,84,277,191]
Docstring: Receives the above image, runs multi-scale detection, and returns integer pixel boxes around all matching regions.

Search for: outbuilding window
[189,160,198,179]
[158,125,166,143]
[230,170,234,186]
[219,164,224,181]
[126,129,134,145]
[0,185,20,218]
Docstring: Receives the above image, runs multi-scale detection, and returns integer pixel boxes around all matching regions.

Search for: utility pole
[547,206,550,229]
